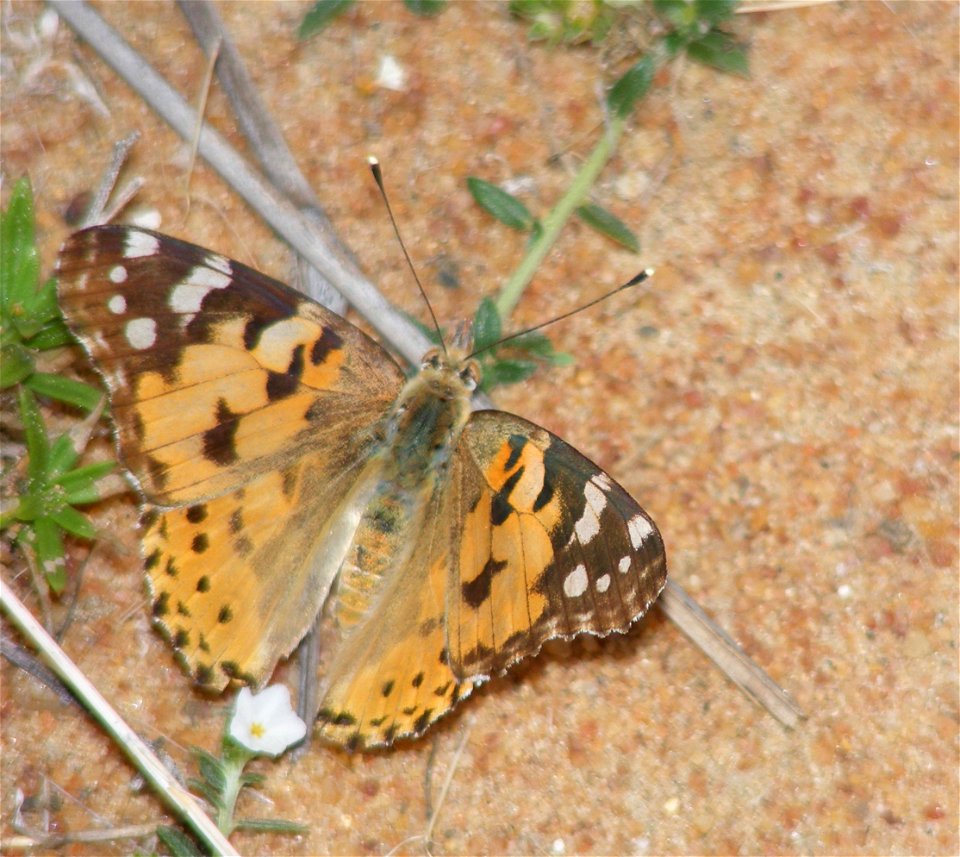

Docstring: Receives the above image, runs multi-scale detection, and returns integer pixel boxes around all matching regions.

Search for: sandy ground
[1,1,957,854]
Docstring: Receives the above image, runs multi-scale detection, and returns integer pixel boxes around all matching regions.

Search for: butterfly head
[418,347,480,399]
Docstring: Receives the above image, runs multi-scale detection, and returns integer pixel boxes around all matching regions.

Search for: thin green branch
[494,115,627,319]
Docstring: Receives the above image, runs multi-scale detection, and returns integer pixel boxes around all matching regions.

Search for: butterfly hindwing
[56,226,405,505]
[315,480,476,749]
[144,447,383,692]
[448,411,667,678]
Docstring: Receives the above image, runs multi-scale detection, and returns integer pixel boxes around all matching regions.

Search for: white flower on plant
[228,685,306,756]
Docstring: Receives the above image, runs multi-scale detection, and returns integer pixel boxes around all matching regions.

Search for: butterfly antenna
[467,269,653,359]
[369,157,447,355]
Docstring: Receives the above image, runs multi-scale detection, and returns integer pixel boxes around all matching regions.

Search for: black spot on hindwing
[462,557,508,609]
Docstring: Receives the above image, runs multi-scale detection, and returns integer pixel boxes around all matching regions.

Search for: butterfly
[56,225,667,750]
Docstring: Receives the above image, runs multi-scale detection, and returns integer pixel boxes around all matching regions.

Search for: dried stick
[177,0,351,315]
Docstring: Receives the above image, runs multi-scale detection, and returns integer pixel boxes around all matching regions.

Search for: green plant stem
[216,747,252,836]
[217,761,242,836]
[494,114,626,320]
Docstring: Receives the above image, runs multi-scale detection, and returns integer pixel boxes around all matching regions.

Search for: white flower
[228,685,306,756]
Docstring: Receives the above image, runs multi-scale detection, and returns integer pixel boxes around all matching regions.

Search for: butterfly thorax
[333,348,479,627]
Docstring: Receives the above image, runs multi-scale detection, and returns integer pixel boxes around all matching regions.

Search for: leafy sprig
[1,178,101,410]
[470,0,748,323]
[1,178,115,593]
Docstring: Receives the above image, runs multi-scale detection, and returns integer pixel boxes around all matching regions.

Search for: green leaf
[31,517,66,592]
[48,433,80,480]
[507,331,572,365]
[576,203,639,252]
[607,54,656,120]
[19,386,50,481]
[25,318,73,351]
[695,0,737,26]
[298,0,355,39]
[686,29,749,76]
[156,825,203,857]
[50,506,96,540]
[57,460,115,494]
[404,0,446,15]
[234,818,310,834]
[472,298,502,352]
[1,178,39,314]
[466,178,535,231]
[481,358,538,391]
[1,343,33,388]
[25,372,105,411]
[187,777,223,810]
[195,748,227,793]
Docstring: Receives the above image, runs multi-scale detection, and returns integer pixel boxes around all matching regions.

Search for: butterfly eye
[421,348,442,371]
[459,360,480,391]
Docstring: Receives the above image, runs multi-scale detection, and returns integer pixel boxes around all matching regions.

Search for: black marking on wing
[462,557,508,609]
[266,343,304,401]
[203,399,240,466]
[491,466,524,526]
[311,327,343,364]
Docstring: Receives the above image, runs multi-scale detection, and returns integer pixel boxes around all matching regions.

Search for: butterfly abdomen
[333,358,473,628]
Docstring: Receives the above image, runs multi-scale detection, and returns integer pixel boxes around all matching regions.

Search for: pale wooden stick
[658,581,804,728]
[0,580,239,856]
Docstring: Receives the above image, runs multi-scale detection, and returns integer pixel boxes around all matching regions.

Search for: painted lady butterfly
[56,226,667,750]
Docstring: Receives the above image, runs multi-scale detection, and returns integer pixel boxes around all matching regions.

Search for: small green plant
[1,387,112,593]
[470,297,572,392]
[467,0,749,329]
[1,178,114,593]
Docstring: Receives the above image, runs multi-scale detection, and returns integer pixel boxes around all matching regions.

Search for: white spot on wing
[125,317,157,350]
[124,230,160,258]
[574,481,607,544]
[169,266,232,315]
[618,555,632,574]
[563,565,589,598]
[596,573,611,593]
[109,265,128,283]
[627,514,654,549]
[107,294,126,314]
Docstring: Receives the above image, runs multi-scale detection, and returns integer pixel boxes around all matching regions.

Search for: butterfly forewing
[448,411,667,678]
[56,226,404,505]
